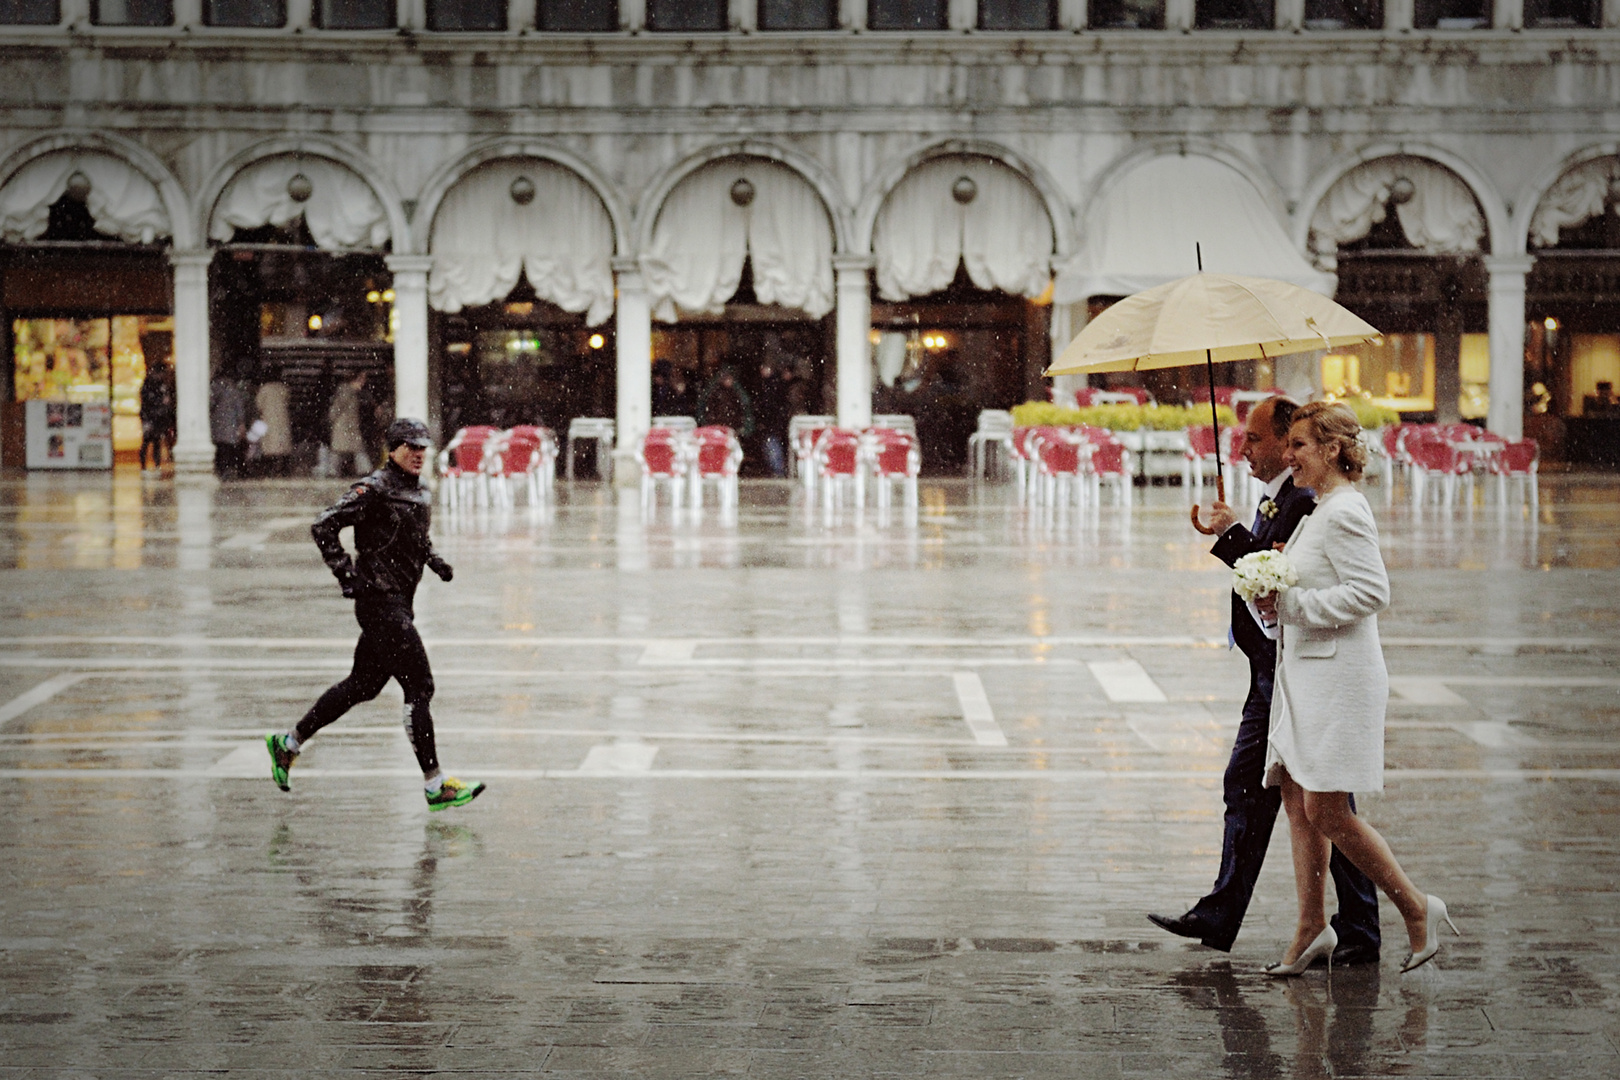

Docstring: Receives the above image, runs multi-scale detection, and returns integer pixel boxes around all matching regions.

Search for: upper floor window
[647,0,726,28]
[868,0,946,29]
[92,0,173,23]
[1412,0,1489,27]
[0,0,59,23]
[1304,0,1381,27]
[980,0,1056,29]
[1087,0,1164,27]
[205,0,285,25]
[1524,0,1599,26]
[758,0,836,29]
[1195,0,1274,28]
[313,0,394,27]
[540,0,619,29]
[425,0,506,29]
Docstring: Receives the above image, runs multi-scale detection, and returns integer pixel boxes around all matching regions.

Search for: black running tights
[295,595,439,775]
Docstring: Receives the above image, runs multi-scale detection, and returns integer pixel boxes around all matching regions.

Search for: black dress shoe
[1329,941,1381,967]
[1148,912,1213,940]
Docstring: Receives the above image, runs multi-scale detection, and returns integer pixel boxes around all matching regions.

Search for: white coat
[1264,486,1391,794]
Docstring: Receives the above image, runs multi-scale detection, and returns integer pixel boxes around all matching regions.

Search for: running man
[266,417,485,811]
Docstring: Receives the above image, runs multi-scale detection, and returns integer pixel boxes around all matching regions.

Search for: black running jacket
[311,461,444,600]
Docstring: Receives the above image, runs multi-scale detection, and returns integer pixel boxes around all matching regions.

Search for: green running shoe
[266,733,297,792]
[426,776,486,812]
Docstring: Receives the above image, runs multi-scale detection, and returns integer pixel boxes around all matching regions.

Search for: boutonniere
[1258,498,1279,521]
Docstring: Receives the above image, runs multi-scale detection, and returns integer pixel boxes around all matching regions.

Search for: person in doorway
[210,371,249,479]
[698,367,754,438]
[139,357,174,473]
[1147,395,1381,966]
[266,418,485,812]
[328,371,369,477]
[254,374,293,477]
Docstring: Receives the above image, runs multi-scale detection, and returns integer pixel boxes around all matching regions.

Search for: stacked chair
[634,424,744,513]
[863,427,922,511]
[689,425,744,511]
[814,427,865,512]
[637,425,692,510]
[436,426,501,510]
[1491,438,1540,506]
[967,409,1015,480]
[438,425,557,511]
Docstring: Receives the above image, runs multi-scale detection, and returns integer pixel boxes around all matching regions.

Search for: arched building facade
[3,8,1618,471]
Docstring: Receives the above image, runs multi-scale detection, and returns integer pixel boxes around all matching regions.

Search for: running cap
[386,418,432,450]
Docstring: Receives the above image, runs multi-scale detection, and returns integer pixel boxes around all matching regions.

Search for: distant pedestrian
[698,367,753,437]
[754,362,791,478]
[266,418,485,812]
[254,377,293,477]
[210,372,248,479]
[328,372,370,476]
[139,358,174,472]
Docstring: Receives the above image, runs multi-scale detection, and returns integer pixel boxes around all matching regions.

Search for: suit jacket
[1209,476,1315,664]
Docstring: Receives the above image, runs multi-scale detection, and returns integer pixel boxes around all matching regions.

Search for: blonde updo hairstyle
[1290,401,1366,482]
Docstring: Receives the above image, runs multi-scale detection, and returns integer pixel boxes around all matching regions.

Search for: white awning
[210,155,390,251]
[0,150,171,244]
[1056,155,1333,304]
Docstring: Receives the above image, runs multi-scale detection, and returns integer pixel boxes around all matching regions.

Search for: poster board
[25,400,113,470]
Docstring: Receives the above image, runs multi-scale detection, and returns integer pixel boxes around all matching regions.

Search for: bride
[1254,401,1455,975]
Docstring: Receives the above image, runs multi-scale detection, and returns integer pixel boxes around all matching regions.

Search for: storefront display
[24,399,112,469]
[11,315,173,457]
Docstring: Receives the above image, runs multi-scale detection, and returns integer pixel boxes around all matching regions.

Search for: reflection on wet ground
[1,469,1617,1076]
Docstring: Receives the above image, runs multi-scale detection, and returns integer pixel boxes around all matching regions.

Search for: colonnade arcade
[3,131,1615,473]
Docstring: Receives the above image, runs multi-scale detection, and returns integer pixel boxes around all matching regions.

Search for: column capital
[1484,254,1536,277]
[833,254,874,275]
[384,254,435,276]
[611,256,644,277]
[167,249,214,270]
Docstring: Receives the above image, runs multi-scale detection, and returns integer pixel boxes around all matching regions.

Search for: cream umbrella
[1044,268,1379,532]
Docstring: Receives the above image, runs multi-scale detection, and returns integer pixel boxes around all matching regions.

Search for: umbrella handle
[1189,475,1226,536]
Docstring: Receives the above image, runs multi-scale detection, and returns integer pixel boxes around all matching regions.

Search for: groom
[1147,396,1381,964]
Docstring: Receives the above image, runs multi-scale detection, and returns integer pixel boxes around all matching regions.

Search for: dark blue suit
[1187,476,1381,953]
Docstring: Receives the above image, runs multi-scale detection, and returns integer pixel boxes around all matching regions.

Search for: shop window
[646,0,726,29]
[11,316,172,456]
[91,0,173,24]
[758,0,836,29]
[1087,0,1164,27]
[1321,334,1436,414]
[0,0,59,23]
[979,0,1055,28]
[1412,0,1489,28]
[313,0,395,27]
[1570,335,1620,416]
[1524,0,1599,27]
[1195,0,1274,28]
[425,0,506,29]
[1303,0,1380,27]
[539,0,618,29]
[867,0,947,29]
[205,0,285,25]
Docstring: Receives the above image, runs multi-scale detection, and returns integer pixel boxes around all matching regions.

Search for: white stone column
[169,251,215,476]
[60,0,88,27]
[948,0,976,29]
[621,0,646,30]
[731,0,755,29]
[835,256,874,430]
[1276,0,1304,29]
[1607,0,1620,28]
[1165,0,1195,29]
[286,0,313,28]
[510,0,538,29]
[1050,301,1088,409]
[386,255,432,425]
[173,0,201,27]
[1493,0,1522,29]
[1385,0,1414,29]
[839,0,867,29]
[613,258,653,483]
[1485,255,1533,441]
[1057,0,1086,27]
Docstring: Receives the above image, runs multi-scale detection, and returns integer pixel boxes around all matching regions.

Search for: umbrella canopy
[1046,272,1379,375]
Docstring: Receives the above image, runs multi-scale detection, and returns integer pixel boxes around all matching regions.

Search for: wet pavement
[1,468,1618,1078]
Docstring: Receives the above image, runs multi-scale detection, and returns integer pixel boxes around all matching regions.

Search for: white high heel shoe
[1265,925,1337,977]
[1401,894,1459,973]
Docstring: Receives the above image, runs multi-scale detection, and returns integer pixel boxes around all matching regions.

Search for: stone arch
[1514,143,1620,254]
[1076,139,1292,248]
[0,130,196,248]
[196,135,409,252]
[414,138,631,257]
[1295,143,1507,257]
[634,140,851,257]
[855,138,1074,259]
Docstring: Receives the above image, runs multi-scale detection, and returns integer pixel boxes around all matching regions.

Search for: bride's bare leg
[1279,772,1331,963]
[1302,791,1428,953]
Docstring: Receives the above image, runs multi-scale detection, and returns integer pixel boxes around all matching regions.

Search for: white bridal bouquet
[1232,550,1299,602]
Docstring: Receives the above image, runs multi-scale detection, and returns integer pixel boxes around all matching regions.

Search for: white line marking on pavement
[1454,722,1538,749]
[3,767,1618,782]
[0,673,87,727]
[1390,678,1471,706]
[1087,660,1168,703]
[953,672,1008,747]
[639,640,698,665]
[576,742,659,774]
[218,517,313,550]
